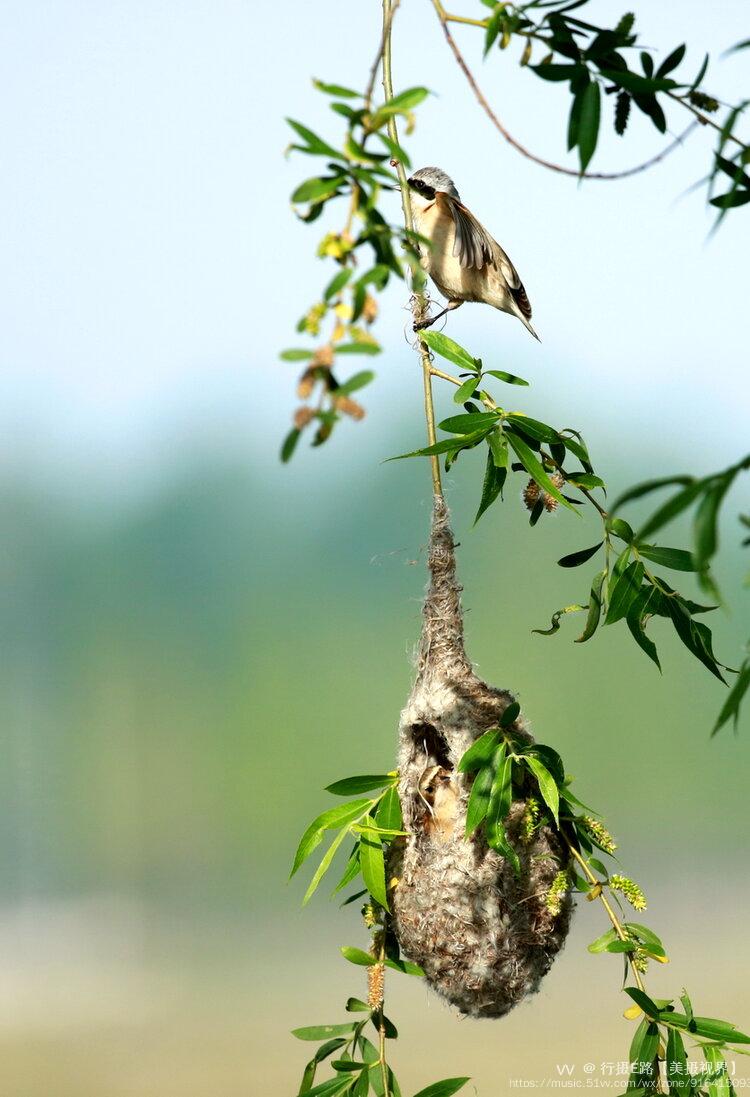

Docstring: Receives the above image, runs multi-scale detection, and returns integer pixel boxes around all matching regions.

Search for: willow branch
[431,0,699,182]
[382,0,443,498]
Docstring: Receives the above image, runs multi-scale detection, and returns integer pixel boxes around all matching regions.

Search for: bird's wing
[437,192,495,271]
[492,241,533,321]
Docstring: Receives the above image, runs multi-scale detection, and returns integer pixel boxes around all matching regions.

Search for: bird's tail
[519,312,541,342]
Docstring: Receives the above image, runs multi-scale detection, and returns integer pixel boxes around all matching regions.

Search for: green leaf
[638,545,697,572]
[506,431,575,512]
[280,348,313,361]
[612,475,694,510]
[608,517,635,542]
[459,728,501,773]
[313,79,360,99]
[420,330,479,372]
[287,119,343,159]
[532,63,581,81]
[626,594,661,671]
[487,430,509,469]
[292,177,344,204]
[624,986,661,1016]
[281,428,302,464]
[576,569,606,643]
[703,1046,730,1097]
[292,1023,358,1041]
[360,832,389,911]
[475,448,505,525]
[304,1077,353,1097]
[346,998,371,1013]
[532,603,586,636]
[378,86,430,114]
[376,131,412,168]
[694,476,732,571]
[578,81,601,172]
[524,756,559,824]
[485,369,529,386]
[335,342,381,356]
[504,413,560,444]
[453,376,479,404]
[600,69,678,94]
[376,786,402,831]
[606,561,645,624]
[657,44,686,77]
[664,599,726,683]
[325,774,393,796]
[387,428,491,461]
[690,1017,750,1044]
[588,927,618,953]
[567,472,605,491]
[332,843,361,896]
[412,1080,470,1097]
[384,957,424,976]
[636,481,703,540]
[713,660,750,736]
[465,764,494,836]
[340,946,376,967]
[558,541,603,568]
[439,411,499,434]
[666,1028,689,1095]
[527,743,564,785]
[291,800,371,877]
[334,370,376,398]
[303,825,350,904]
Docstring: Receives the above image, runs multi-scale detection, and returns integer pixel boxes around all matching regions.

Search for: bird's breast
[419,205,485,302]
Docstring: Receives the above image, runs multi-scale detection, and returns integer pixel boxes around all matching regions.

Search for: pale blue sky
[1,1,748,503]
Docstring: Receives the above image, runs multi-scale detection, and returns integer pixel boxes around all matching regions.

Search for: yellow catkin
[367,962,385,1009]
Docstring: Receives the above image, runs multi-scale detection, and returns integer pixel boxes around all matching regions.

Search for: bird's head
[407,166,460,210]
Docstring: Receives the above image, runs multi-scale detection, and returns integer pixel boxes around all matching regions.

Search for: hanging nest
[387,496,572,1019]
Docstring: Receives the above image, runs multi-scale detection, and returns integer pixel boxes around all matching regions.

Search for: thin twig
[365,0,401,113]
[431,0,698,182]
[382,0,443,498]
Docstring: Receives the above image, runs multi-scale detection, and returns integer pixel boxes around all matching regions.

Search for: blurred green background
[1,1,749,1095]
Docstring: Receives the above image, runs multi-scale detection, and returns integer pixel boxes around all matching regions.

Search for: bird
[406,165,539,341]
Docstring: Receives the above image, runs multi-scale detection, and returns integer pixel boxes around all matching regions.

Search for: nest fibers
[387,496,572,1019]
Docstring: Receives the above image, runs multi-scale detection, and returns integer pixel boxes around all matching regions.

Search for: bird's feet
[413,316,434,332]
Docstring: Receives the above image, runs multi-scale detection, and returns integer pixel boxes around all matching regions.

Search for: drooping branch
[430,0,700,182]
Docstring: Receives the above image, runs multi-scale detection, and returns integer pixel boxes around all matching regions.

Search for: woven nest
[387,496,572,1019]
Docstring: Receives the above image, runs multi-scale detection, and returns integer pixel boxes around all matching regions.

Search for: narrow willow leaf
[475,449,504,525]
[281,428,301,463]
[578,80,601,171]
[412,1080,471,1097]
[346,998,370,1013]
[624,987,660,1016]
[280,348,314,361]
[626,923,665,951]
[465,764,494,836]
[506,430,575,512]
[286,119,343,159]
[384,957,424,976]
[626,598,661,671]
[359,832,389,911]
[303,825,350,904]
[334,371,375,398]
[458,728,500,772]
[605,561,645,624]
[331,842,361,895]
[376,786,402,831]
[419,330,479,371]
[636,480,702,540]
[341,946,376,967]
[336,341,381,355]
[504,413,560,444]
[454,376,479,404]
[576,569,606,643]
[713,660,750,736]
[666,1029,689,1095]
[703,1046,731,1097]
[299,1058,317,1095]
[664,599,726,682]
[558,541,603,568]
[608,517,635,542]
[325,775,393,796]
[484,368,529,386]
[292,177,343,204]
[291,800,371,877]
[386,428,491,461]
[567,472,605,491]
[527,743,564,784]
[379,86,430,114]
[588,928,618,953]
[524,756,559,823]
[638,545,697,572]
[312,79,360,98]
[304,1077,354,1097]
[438,411,499,434]
[487,430,509,469]
[532,603,586,636]
[694,476,731,570]
[292,1024,357,1042]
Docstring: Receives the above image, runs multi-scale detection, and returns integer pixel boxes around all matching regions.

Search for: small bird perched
[406,165,539,340]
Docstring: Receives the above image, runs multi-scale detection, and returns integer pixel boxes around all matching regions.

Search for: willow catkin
[387,496,572,1019]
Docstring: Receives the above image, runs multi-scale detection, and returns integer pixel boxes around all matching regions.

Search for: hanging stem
[381,0,443,499]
